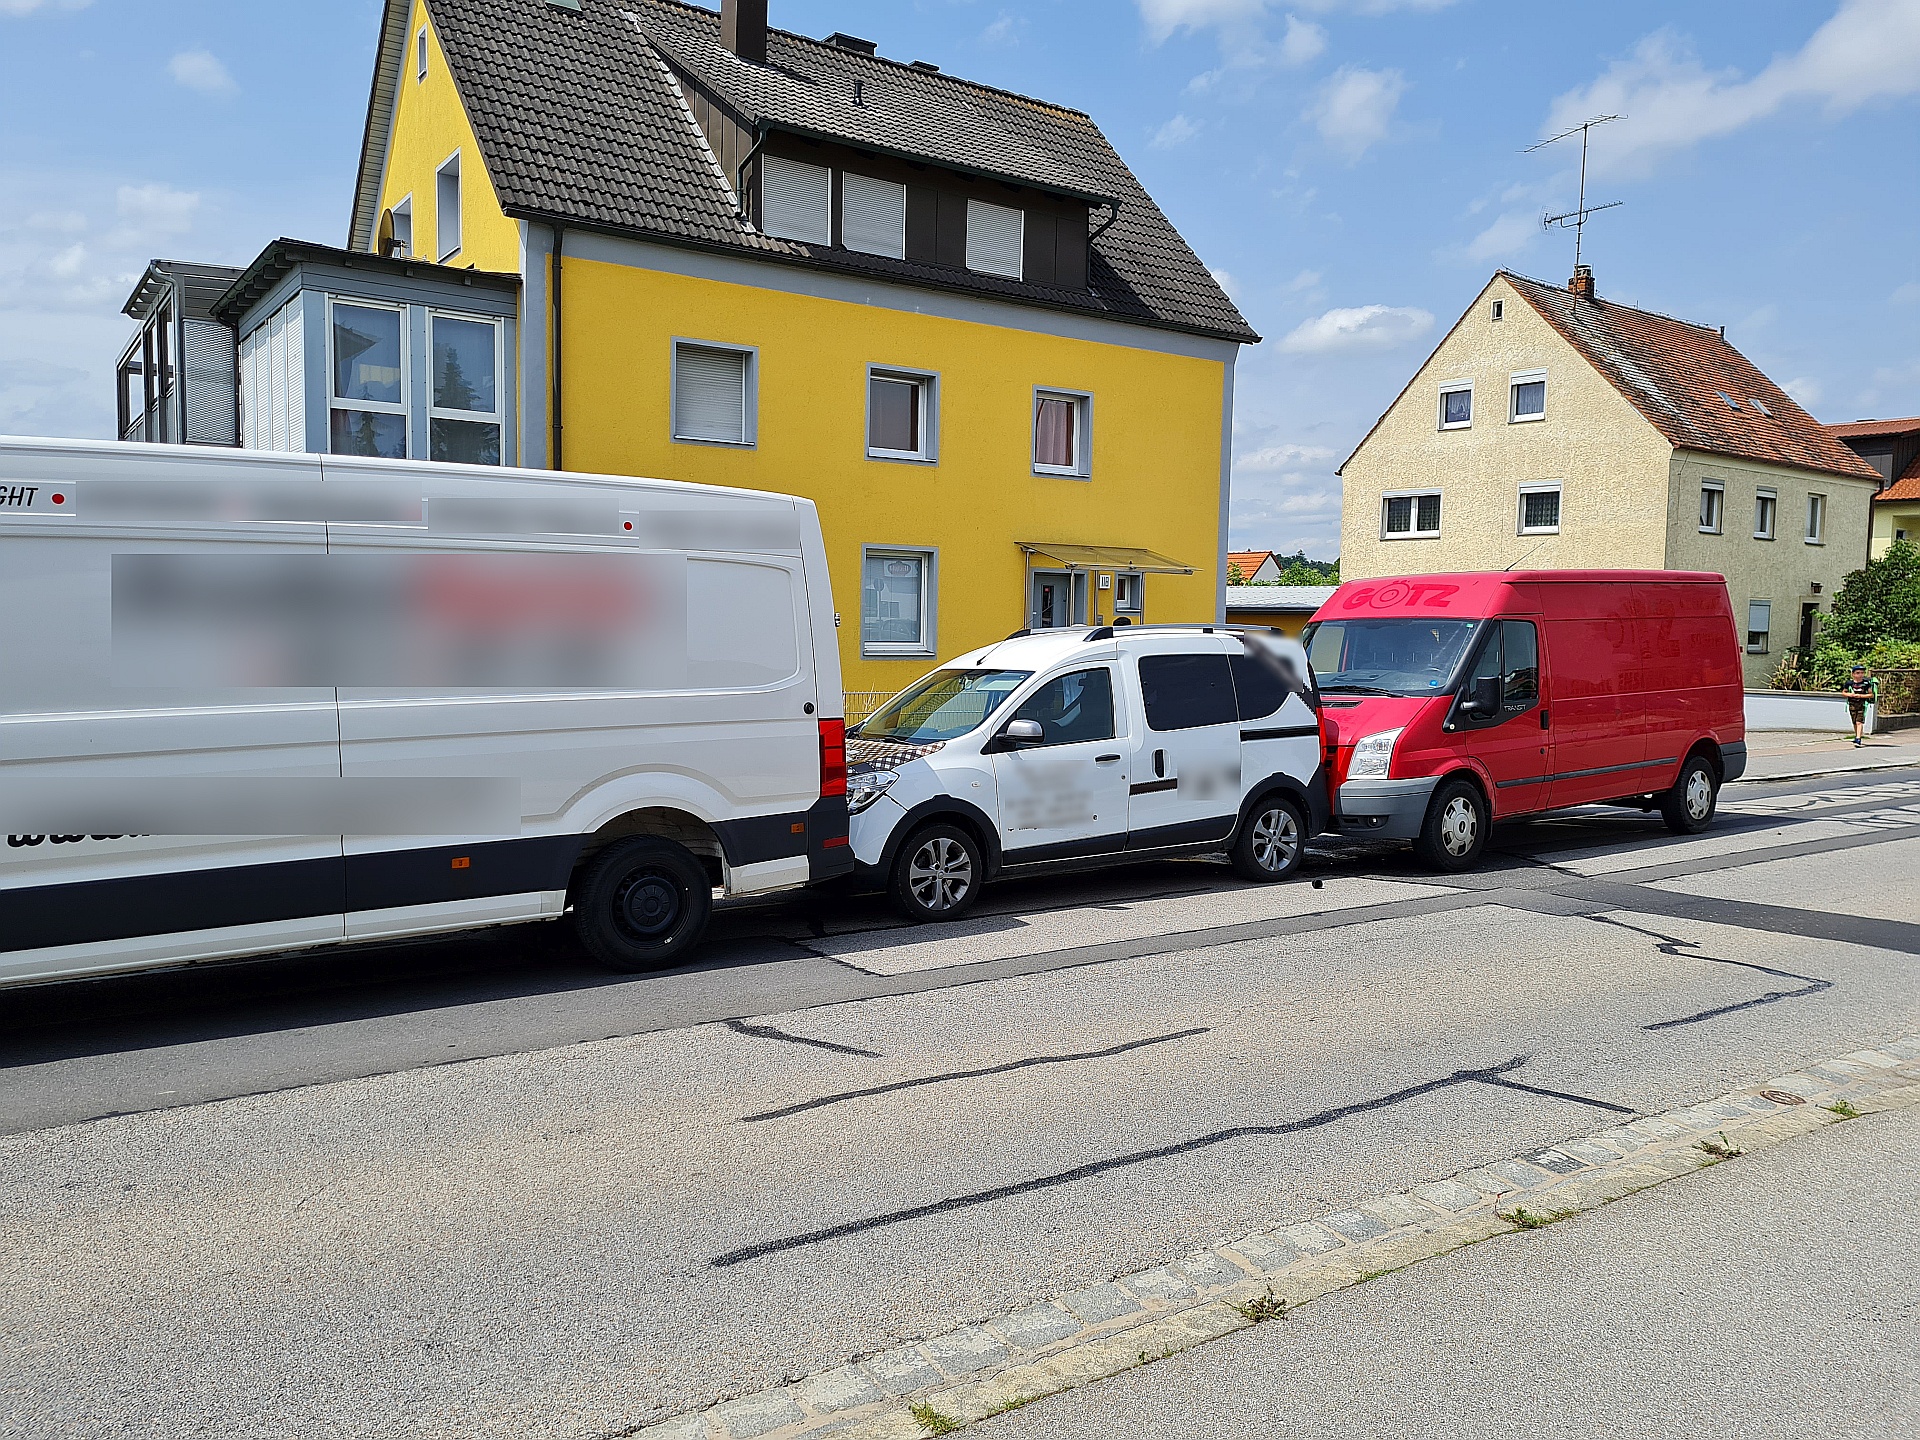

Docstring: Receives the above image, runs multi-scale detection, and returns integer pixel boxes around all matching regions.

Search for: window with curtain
[1439,383,1472,429]
[868,369,933,460]
[673,342,751,445]
[1033,391,1088,475]
[1383,491,1442,538]
[1509,371,1546,421]
[760,155,831,245]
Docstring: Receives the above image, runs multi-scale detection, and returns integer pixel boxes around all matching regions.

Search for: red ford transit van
[1302,571,1746,871]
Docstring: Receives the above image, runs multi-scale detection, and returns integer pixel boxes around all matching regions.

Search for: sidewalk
[1739,725,1920,782]
[984,1101,1919,1440]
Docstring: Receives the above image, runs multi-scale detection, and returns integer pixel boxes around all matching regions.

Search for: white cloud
[1152,113,1202,149]
[1279,14,1328,65]
[47,242,87,279]
[1278,304,1434,354]
[1306,66,1407,159]
[1238,441,1339,470]
[0,0,92,14]
[168,48,237,97]
[1139,0,1268,43]
[1464,210,1538,262]
[1545,0,1920,177]
[1781,376,1825,410]
[1285,268,1322,292]
[115,183,200,235]
[1893,281,1920,305]
[1210,266,1240,299]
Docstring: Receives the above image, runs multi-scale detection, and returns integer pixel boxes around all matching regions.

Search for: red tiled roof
[1502,272,1882,483]
[1825,416,1920,440]
[1878,451,1920,502]
[1228,550,1273,573]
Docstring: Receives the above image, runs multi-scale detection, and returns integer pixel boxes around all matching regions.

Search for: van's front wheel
[1660,755,1719,834]
[1230,793,1306,882]
[1414,778,1488,872]
[572,837,713,972]
[889,823,983,923]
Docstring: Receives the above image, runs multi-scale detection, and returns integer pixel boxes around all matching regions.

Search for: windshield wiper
[1320,683,1395,695]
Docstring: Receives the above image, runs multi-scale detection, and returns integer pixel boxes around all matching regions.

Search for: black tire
[1660,753,1719,835]
[1230,792,1307,882]
[888,822,984,923]
[1414,777,1489,872]
[571,837,712,972]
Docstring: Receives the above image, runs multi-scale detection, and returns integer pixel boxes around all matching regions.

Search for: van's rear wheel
[572,837,712,972]
[1414,778,1488,872]
[1230,793,1306,882]
[1660,755,1719,834]
[889,823,983,923]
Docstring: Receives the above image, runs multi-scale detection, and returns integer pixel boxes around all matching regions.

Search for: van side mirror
[1460,676,1500,718]
[1003,719,1044,746]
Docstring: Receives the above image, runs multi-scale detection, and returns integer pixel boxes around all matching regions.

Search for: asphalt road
[3,764,1918,1439]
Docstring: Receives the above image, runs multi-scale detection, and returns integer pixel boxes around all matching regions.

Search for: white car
[847,624,1327,921]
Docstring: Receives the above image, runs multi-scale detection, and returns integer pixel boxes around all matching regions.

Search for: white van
[0,436,850,988]
[845,625,1326,920]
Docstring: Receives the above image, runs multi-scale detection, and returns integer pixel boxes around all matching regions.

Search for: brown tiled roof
[363,0,1255,344]
[1502,272,1880,482]
[1825,416,1920,439]
[1877,452,1920,502]
[1228,550,1273,573]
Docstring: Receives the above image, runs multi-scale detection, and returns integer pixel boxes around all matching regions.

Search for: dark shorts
[1848,698,1868,721]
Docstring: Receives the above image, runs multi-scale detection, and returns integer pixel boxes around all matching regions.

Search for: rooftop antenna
[1526,113,1624,288]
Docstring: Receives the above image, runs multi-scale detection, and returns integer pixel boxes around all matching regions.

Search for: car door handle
[1540,710,1551,730]
[1095,754,1121,763]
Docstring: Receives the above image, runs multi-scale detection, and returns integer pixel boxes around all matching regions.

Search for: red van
[1302,571,1746,871]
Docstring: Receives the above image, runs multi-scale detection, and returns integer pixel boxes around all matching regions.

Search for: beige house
[1339,268,1882,685]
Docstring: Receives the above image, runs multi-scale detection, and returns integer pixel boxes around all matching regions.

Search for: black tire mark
[1477,1075,1635,1114]
[722,1018,881,1059]
[741,1026,1212,1123]
[711,1055,1530,1267]
[1584,914,1834,1031]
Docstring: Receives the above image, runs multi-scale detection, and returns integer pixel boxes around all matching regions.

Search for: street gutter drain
[1758,1089,1807,1106]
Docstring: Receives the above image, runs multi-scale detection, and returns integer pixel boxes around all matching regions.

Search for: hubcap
[908,836,973,912]
[1251,806,1300,873]
[1686,769,1713,821]
[616,870,682,939]
[1439,795,1479,857]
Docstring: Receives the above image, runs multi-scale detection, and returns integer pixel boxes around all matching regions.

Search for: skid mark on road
[741,1026,1211,1123]
[1476,1073,1635,1114]
[1585,914,1833,1032]
[723,1018,882,1059]
[711,1056,1540,1268]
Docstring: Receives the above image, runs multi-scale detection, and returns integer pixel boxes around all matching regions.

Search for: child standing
[1840,664,1878,748]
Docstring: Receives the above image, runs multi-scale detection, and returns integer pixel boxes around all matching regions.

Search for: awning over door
[1018,542,1194,575]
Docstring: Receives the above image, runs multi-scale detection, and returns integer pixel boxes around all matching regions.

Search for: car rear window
[1230,650,1290,721]
[1138,652,1236,731]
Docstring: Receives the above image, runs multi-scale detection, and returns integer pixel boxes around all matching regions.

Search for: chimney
[1569,264,1595,300]
[721,0,767,64]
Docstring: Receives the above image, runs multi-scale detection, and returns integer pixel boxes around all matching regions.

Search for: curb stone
[630,1036,1920,1439]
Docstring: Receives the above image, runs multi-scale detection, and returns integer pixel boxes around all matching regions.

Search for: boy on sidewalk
[1840,664,1878,748]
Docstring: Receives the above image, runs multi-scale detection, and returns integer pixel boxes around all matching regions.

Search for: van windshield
[857,668,1031,743]
[1300,618,1481,696]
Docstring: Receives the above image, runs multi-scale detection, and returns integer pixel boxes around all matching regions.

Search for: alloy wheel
[908,835,973,912]
[1251,805,1300,874]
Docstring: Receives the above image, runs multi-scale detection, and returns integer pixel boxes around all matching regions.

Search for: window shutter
[966,199,1024,278]
[760,156,831,245]
[842,172,906,258]
[675,345,748,444]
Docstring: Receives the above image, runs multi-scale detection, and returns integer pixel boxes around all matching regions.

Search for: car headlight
[847,769,899,815]
[1347,728,1404,781]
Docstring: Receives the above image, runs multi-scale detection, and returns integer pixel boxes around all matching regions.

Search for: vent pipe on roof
[722,0,767,64]
[1569,264,1595,300]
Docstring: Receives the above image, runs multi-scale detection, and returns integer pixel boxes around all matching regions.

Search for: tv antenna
[1526,113,1624,283]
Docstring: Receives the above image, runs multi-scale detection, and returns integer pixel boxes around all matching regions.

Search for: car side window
[1011,667,1115,746]
[1229,650,1290,721]
[1138,652,1236,732]
[1502,620,1539,714]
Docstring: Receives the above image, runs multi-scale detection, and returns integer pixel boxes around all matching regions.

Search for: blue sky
[2,0,1916,559]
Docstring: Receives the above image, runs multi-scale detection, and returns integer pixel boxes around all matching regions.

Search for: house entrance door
[1030,570,1085,629]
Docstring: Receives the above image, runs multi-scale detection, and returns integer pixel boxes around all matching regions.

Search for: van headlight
[847,769,899,815]
[1347,728,1404,781]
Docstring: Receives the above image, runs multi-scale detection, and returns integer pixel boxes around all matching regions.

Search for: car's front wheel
[1414,777,1488,872]
[572,836,713,972]
[889,822,984,923]
[1230,793,1306,882]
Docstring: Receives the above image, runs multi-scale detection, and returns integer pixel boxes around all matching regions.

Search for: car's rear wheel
[889,823,983,923]
[1414,777,1488,872]
[572,836,712,972]
[1230,793,1306,882]
[1660,754,1719,834]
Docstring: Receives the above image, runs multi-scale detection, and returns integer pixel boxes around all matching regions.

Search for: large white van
[0,436,850,988]
[845,625,1326,920]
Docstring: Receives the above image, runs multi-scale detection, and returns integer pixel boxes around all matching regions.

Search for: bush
[1819,539,1920,654]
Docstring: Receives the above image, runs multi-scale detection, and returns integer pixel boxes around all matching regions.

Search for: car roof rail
[1004,628,1033,640]
[1083,626,1114,642]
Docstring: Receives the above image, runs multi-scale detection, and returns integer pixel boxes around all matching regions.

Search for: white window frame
[390,194,413,258]
[1508,369,1547,424]
[1490,299,1505,322]
[326,295,410,458]
[1437,380,1473,431]
[1032,387,1093,478]
[671,338,758,448]
[860,545,938,658]
[1746,600,1772,655]
[1382,489,1443,540]
[965,198,1025,279]
[1805,492,1826,545]
[416,26,428,80]
[1114,571,1144,616]
[1753,487,1778,541]
[841,172,907,260]
[426,308,505,465]
[759,155,832,246]
[1700,481,1725,534]
[1517,482,1562,536]
[865,365,938,464]
[435,150,462,262]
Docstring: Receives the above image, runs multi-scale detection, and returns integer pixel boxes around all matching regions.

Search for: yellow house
[1339,268,1882,686]
[1823,418,1920,559]
[345,0,1257,703]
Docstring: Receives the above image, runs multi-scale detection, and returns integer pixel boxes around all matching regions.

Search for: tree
[1819,539,1920,654]
[1226,560,1249,584]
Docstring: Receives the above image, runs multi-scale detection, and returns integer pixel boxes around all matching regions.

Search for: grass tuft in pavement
[1501,1205,1577,1231]
[910,1401,963,1435]
[1826,1099,1862,1119]
[1697,1132,1746,1159]
[1232,1288,1290,1322]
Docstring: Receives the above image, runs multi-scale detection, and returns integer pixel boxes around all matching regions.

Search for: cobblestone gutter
[635,1037,1920,1440]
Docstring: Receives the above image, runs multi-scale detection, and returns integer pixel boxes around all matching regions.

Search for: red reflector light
[818,717,847,798]
[823,834,850,849]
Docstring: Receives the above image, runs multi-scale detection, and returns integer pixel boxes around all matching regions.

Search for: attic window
[416,27,428,81]
[843,173,906,259]
[760,155,831,246]
[966,200,1024,280]
[1490,299,1504,322]
[1752,397,1774,417]
[1717,391,1742,411]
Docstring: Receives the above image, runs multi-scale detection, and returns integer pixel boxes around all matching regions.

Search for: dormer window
[761,155,831,245]
[966,199,1024,280]
[842,173,906,259]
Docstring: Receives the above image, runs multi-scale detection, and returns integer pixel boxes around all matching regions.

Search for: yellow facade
[374,0,519,275]
[1871,495,1920,558]
[560,257,1227,694]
